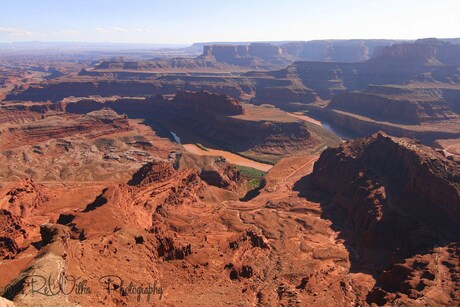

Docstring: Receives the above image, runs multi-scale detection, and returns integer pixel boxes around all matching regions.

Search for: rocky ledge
[309,132,460,305]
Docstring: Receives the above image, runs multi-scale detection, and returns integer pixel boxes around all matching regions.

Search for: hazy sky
[1,0,459,44]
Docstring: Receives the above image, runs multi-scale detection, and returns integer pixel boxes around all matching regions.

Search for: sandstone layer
[59,91,340,163]
[307,132,460,305]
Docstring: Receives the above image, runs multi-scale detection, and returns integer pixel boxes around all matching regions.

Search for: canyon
[56,91,340,163]
[0,129,458,306]
[0,37,459,306]
[7,40,460,149]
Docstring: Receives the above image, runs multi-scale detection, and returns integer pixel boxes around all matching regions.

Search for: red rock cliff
[312,133,460,268]
[309,132,460,304]
[173,90,243,116]
[372,39,460,66]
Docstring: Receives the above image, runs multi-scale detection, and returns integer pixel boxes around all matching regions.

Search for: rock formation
[251,39,460,108]
[156,234,192,261]
[175,152,245,192]
[128,160,176,187]
[6,78,248,102]
[328,86,460,124]
[201,40,400,64]
[173,90,244,116]
[199,43,285,67]
[1,179,47,218]
[372,38,460,66]
[60,91,339,163]
[0,210,27,260]
[3,35,460,307]
[310,132,460,305]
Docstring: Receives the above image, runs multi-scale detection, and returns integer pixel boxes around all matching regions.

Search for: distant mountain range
[1,38,459,53]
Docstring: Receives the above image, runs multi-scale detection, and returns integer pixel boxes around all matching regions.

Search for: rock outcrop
[250,81,318,110]
[173,90,244,116]
[366,243,460,305]
[310,132,460,304]
[201,40,400,64]
[199,43,285,67]
[175,152,245,192]
[373,38,460,66]
[0,106,131,151]
[202,45,250,59]
[161,169,206,206]
[0,210,27,260]
[328,86,460,124]
[1,179,47,218]
[128,160,176,187]
[156,234,192,261]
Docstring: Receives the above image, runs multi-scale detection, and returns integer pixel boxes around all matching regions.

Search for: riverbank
[182,144,273,172]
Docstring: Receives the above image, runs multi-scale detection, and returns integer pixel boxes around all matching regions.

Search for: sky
[0,0,459,44]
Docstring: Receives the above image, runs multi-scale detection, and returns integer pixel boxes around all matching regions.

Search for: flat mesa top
[230,104,299,123]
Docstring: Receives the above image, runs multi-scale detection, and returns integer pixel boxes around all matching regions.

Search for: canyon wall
[60,91,327,162]
[201,40,401,64]
[173,90,243,115]
[252,39,460,107]
[307,105,460,143]
[310,132,460,304]
[6,77,248,102]
[328,87,460,124]
[312,133,460,228]
[373,39,460,66]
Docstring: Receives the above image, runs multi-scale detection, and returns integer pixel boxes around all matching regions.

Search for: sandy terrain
[287,111,323,126]
[183,144,273,171]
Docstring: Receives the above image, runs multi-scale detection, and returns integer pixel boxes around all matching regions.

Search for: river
[170,131,181,144]
[169,110,355,172]
[288,111,358,140]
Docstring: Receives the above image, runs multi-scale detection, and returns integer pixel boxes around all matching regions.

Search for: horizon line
[1,37,459,46]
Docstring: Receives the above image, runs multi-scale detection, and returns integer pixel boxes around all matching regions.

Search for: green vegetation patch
[247,178,262,189]
[236,165,266,178]
[236,165,267,189]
